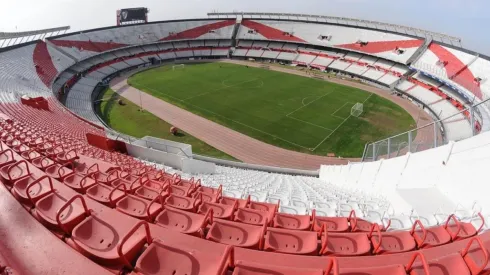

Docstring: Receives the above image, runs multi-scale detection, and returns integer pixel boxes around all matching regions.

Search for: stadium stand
[1,11,490,275]
[236,19,424,63]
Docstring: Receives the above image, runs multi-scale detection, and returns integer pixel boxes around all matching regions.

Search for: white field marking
[331,102,350,117]
[312,115,351,151]
[184,78,260,101]
[181,101,313,150]
[131,81,185,102]
[301,95,322,106]
[362,93,374,104]
[331,114,348,120]
[331,101,357,120]
[127,82,313,149]
[287,116,335,131]
[223,79,264,89]
[312,93,374,151]
[286,91,334,117]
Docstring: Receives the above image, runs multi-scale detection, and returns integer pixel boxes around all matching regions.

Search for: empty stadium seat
[119,221,232,275]
[165,193,202,212]
[207,219,267,249]
[273,212,311,231]
[86,181,127,207]
[198,201,236,220]
[235,207,269,225]
[155,206,213,237]
[264,227,321,255]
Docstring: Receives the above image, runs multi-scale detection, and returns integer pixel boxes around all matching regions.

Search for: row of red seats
[4,113,490,274]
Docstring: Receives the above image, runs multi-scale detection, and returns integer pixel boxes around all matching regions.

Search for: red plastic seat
[339,252,429,275]
[444,214,484,242]
[207,219,266,249]
[116,193,164,222]
[121,173,141,184]
[45,145,65,159]
[13,143,29,154]
[312,210,350,233]
[273,212,311,231]
[249,201,278,223]
[20,149,41,161]
[120,222,232,275]
[264,227,322,255]
[235,207,269,225]
[140,170,163,181]
[160,172,181,184]
[34,193,89,233]
[165,183,194,197]
[320,225,372,256]
[86,182,127,208]
[411,238,488,275]
[139,174,166,190]
[0,149,16,168]
[69,217,147,267]
[194,189,221,203]
[198,201,236,220]
[72,162,99,175]
[352,214,389,232]
[155,206,213,238]
[165,193,202,212]
[196,184,222,195]
[410,220,451,249]
[91,170,119,186]
[178,176,197,190]
[36,142,55,153]
[134,184,161,201]
[0,160,32,186]
[233,261,327,275]
[31,156,55,170]
[56,149,78,164]
[6,139,20,148]
[63,173,97,193]
[12,175,55,206]
[45,162,74,181]
[221,195,250,209]
[369,224,416,255]
[111,176,141,193]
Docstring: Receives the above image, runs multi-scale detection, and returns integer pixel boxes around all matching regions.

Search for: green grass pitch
[127,62,415,157]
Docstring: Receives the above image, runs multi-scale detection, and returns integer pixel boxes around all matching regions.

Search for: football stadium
[0,3,490,275]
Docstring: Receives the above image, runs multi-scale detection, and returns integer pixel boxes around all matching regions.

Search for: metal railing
[362,97,490,161]
[104,127,193,158]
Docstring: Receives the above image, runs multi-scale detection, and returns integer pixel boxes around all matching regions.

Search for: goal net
[351,103,364,117]
[172,64,185,70]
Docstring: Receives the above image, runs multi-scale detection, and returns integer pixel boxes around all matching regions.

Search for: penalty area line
[312,115,352,151]
[181,101,313,151]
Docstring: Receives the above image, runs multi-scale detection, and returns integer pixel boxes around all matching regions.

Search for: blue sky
[1,0,488,55]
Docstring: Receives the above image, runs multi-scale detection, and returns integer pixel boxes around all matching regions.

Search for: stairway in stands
[406,37,433,65]
[230,18,241,47]
[45,39,79,63]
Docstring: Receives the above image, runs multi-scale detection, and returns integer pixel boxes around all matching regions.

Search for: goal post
[172,64,185,70]
[351,103,364,117]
